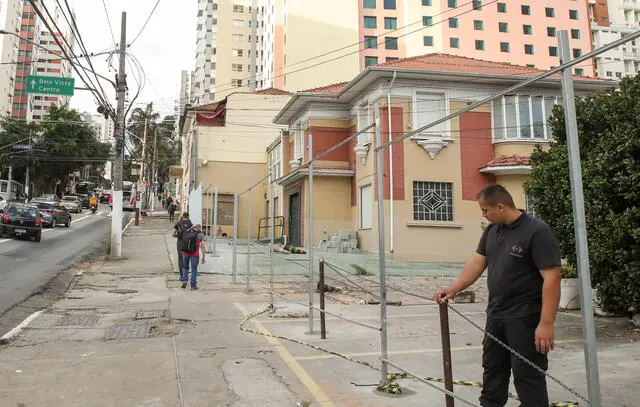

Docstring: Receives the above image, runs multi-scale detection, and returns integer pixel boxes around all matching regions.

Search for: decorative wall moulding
[411,136,454,159]
[289,159,301,170]
[354,143,371,165]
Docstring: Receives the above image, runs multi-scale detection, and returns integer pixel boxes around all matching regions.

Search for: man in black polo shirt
[433,184,562,407]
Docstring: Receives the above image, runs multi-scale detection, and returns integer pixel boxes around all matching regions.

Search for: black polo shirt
[476,211,561,319]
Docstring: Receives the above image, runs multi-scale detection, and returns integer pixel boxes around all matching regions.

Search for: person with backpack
[168,198,177,222]
[180,223,206,290]
[172,212,193,277]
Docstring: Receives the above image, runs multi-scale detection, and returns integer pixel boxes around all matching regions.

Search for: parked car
[60,195,82,213]
[31,200,72,228]
[100,191,111,204]
[77,193,90,209]
[0,202,42,242]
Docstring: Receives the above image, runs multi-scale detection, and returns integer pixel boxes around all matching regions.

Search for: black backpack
[180,227,199,252]
[176,219,192,240]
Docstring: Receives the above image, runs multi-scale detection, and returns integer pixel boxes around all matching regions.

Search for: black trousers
[480,314,549,407]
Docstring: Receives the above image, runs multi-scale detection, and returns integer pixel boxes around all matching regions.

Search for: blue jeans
[177,250,184,274]
[181,255,198,288]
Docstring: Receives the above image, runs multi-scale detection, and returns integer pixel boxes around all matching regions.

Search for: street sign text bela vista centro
[26,75,75,96]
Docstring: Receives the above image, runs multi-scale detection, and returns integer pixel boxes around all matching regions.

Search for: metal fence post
[269,169,275,307]
[307,132,315,334]
[319,259,326,340]
[439,303,455,407]
[374,102,389,383]
[246,174,252,292]
[558,30,602,406]
[232,192,238,284]
[213,185,218,256]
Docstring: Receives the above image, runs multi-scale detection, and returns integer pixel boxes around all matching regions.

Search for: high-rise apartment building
[589,0,640,79]
[192,0,263,104]
[12,0,74,120]
[0,0,22,117]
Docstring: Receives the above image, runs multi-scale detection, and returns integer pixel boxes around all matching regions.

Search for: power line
[102,0,117,46]
[128,0,161,47]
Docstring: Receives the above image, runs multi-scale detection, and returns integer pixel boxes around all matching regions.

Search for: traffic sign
[26,75,75,96]
[12,143,32,150]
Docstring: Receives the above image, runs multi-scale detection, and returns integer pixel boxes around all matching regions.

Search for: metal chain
[323,261,589,405]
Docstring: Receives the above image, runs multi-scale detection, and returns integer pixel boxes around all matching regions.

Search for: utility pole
[24,130,32,201]
[140,117,148,210]
[110,11,127,258]
[151,125,158,213]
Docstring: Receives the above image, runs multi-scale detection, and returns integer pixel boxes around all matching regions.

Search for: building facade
[271,54,612,261]
[0,0,22,117]
[82,112,115,179]
[178,89,291,238]
[589,0,640,79]
[192,0,264,105]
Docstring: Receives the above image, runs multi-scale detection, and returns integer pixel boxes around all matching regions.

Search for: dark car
[77,193,90,209]
[0,203,43,242]
[31,201,72,228]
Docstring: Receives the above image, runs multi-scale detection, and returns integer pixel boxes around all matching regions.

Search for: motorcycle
[91,204,97,214]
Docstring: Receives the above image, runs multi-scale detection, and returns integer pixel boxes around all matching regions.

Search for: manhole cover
[108,289,138,294]
[104,323,150,340]
[136,310,166,320]
[56,315,101,327]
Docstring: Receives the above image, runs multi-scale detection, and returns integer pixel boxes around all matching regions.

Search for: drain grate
[56,315,101,327]
[103,323,151,340]
[108,289,138,294]
[135,310,167,320]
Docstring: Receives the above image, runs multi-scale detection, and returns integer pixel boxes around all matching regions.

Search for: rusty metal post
[319,259,326,339]
[439,302,455,407]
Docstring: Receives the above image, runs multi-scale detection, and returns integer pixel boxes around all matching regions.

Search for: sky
[67,0,197,119]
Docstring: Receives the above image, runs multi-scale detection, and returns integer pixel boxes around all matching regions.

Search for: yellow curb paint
[234,303,335,407]
[294,339,582,361]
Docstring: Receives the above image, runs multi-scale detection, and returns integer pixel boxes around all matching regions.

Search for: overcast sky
[68,0,197,118]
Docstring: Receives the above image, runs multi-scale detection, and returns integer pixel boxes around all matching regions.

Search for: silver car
[60,195,82,213]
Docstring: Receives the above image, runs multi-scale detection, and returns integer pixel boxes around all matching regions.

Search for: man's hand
[433,287,457,303]
[535,321,555,353]
[201,257,206,265]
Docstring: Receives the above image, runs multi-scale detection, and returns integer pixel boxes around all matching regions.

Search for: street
[0,204,121,336]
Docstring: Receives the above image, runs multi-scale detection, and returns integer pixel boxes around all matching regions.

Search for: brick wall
[374,106,405,201]
[459,111,495,201]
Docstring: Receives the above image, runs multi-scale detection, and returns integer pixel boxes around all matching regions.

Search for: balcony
[623,1,640,11]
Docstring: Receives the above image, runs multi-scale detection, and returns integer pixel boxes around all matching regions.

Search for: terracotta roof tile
[375,53,597,81]
[483,154,531,168]
[255,87,292,95]
[301,81,349,94]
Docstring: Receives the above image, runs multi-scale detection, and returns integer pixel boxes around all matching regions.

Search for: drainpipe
[387,71,397,254]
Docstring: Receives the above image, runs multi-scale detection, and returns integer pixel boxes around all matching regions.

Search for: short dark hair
[182,212,190,219]
[476,184,516,208]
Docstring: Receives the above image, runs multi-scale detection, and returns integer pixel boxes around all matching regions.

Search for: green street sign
[26,75,75,96]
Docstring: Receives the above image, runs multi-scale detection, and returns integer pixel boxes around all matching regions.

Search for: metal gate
[288,192,301,247]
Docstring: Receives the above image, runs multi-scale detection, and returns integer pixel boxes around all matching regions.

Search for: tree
[525,75,640,314]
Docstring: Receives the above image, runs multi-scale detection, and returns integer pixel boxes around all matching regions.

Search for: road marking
[260,311,487,324]
[234,303,335,407]
[294,339,583,361]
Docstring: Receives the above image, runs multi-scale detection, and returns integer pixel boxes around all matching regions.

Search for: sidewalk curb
[0,310,43,344]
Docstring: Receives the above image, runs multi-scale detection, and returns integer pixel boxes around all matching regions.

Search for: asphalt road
[0,204,119,334]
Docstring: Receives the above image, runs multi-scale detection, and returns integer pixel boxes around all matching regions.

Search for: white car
[0,195,6,212]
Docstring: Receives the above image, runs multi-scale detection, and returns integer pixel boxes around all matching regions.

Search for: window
[573,48,582,58]
[269,144,282,181]
[415,92,446,136]
[474,20,484,30]
[492,95,560,140]
[232,19,244,27]
[293,124,303,159]
[386,57,399,62]
[383,0,396,9]
[232,79,243,87]
[571,29,580,39]
[413,182,454,222]
[232,63,243,72]
[500,42,510,52]
[449,17,458,28]
[422,0,432,5]
[450,37,460,48]
[363,0,376,8]
[232,34,243,43]
[547,27,556,37]
[360,185,373,229]
[475,40,485,50]
[569,10,578,20]
[521,5,530,15]
[549,46,558,57]
[384,17,397,29]
[385,37,398,49]
[364,16,377,28]
[364,36,378,49]
[232,49,243,57]
[364,56,378,67]
[472,0,482,10]
[233,5,244,12]
[447,0,456,7]
[423,16,433,26]
[499,22,508,32]
[497,2,506,12]
[358,102,371,144]
[523,24,533,35]
[575,68,584,76]
[423,35,434,46]
[545,7,554,17]
[524,44,534,54]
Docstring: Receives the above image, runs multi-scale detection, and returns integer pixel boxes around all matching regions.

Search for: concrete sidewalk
[1,216,639,407]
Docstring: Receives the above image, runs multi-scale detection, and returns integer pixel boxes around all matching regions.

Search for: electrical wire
[102,0,117,47]
[128,0,161,47]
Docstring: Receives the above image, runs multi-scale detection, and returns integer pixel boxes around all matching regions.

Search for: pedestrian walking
[168,197,177,222]
[172,212,192,277]
[433,184,562,407]
[179,223,206,290]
